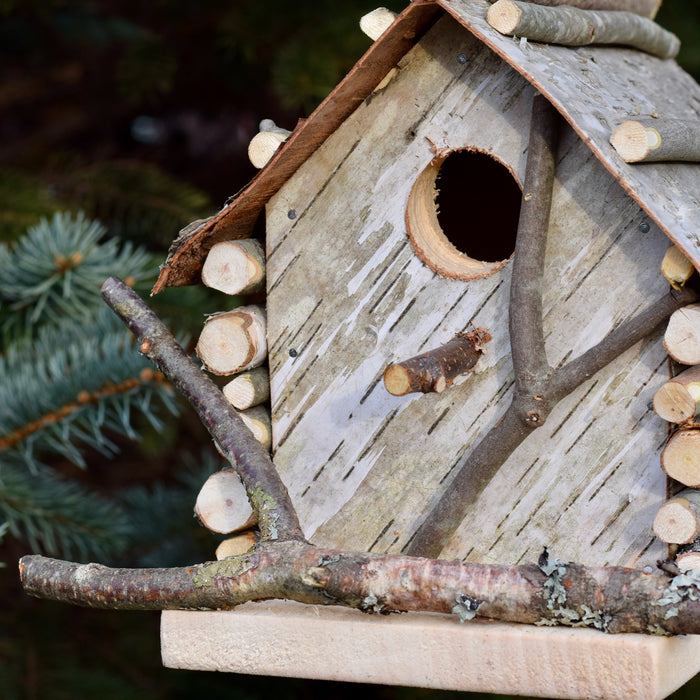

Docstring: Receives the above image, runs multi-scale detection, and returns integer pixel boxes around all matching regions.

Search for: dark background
[1,1,699,698]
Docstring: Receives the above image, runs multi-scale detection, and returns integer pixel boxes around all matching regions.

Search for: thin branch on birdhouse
[196,305,267,376]
[653,365,700,424]
[653,489,700,545]
[661,427,700,488]
[383,329,491,396]
[406,96,699,559]
[664,303,700,365]
[18,541,700,635]
[486,0,680,59]
[100,277,303,543]
[201,239,266,295]
[501,0,662,18]
[610,119,700,163]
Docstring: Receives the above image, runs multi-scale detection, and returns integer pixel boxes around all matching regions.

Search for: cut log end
[487,0,522,35]
[201,239,266,296]
[223,367,271,410]
[196,306,267,376]
[610,120,654,163]
[661,245,695,291]
[661,429,700,488]
[653,498,698,544]
[215,531,257,559]
[359,8,398,41]
[676,550,700,574]
[240,406,272,451]
[653,366,700,424]
[195,469,256,535]
[664,304,700,366]
[248,131,289,169]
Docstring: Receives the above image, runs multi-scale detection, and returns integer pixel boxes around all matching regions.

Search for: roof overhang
[154,0,700,293]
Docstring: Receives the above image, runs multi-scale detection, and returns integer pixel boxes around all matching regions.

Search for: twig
[610,119,700,164]
[487,0,680,59]
[495,0,662,19]
[18,543,700,634]
[100,277,304,543]
[406,96,699,559]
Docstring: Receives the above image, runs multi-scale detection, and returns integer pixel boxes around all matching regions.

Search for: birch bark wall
[265,15,671,568]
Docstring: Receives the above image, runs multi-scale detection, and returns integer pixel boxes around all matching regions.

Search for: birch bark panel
[266,14,669,567]
[444,0,700,272]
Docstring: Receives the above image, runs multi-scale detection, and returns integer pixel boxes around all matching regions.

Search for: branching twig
[101,277,304,543]
[18,543,700,635]
[406,97,699,559]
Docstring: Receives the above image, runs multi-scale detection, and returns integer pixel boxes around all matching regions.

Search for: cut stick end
[486,0,521,35]
[248,131,288,169]
[653,382,696,424]
[610,121,652,163]
[383,365,411,396]
[661,244,695,290]
[359,8,397,41]
[653,500,698,544]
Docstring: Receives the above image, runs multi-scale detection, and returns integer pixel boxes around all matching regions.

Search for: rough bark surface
[18,542,700,635]
[486,0,679,59]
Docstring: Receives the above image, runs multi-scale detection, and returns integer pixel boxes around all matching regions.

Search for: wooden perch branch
[486,0,680,59]
[406,96,699,559]
[383,329,491,396]
[498,0,662,19]
[18,542,700,635]
[610,119,700,163]
[100,277,303,542]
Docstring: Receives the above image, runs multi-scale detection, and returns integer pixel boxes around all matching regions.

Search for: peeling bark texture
[495,0,662,19]
[18,543,700,635]
[405,96,699,559]
[610,119,700,163]
[383,329,491,396]
[100,277,303,543]
[486,0,679,59]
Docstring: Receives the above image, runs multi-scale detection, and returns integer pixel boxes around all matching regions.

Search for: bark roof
[154,0,700,293]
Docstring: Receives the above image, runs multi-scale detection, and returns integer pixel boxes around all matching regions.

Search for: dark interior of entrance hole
[435,150,521,263]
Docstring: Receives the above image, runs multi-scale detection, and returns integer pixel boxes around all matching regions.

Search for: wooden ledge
[161,601,700,698]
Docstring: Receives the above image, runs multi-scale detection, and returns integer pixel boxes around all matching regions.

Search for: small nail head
[639,221,650,233]
[288,209,297,220]
[457,53,468,64]
[289,348,298,358]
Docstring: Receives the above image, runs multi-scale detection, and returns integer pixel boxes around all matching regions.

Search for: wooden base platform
[161,601,700,699]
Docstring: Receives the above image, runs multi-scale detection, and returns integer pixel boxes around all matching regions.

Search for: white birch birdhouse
[154,1,700,696]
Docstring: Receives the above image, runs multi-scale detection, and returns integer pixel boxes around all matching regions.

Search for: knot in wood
[526,410,543,425]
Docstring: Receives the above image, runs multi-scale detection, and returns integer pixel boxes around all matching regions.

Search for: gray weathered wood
[265,15,670,567]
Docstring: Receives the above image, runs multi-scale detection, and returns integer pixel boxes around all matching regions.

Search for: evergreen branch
[0,212,158,333]
[1,457,131,560]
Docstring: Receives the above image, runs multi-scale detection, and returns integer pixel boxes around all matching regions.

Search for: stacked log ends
[248,120,291,169]
[676,544,700,574]
[196,305,267,375]
[195,469,256,534]
[216,531,257,559]
[202,239,266,295]
[661,244,695,291]
[653,366,700,424]
[664,304,700,365]
[653,490,700,544]
[661,429,700,488]
[239,405,272,451]
[223,367,270,410]
[359,8,397,41]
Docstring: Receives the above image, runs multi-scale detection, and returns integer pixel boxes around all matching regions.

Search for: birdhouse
[152,1,700,696]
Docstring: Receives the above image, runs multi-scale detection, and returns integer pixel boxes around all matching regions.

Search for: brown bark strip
[383,329,491,396]
[0,369,168,451]
[18,542,700,635]
[487,0,680,59]
[406,94,700,559]
[101,277,304,543]
[496,0,662,19]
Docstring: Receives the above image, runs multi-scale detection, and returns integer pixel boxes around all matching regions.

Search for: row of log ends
[653,248,700,573]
